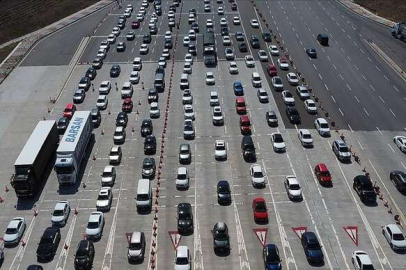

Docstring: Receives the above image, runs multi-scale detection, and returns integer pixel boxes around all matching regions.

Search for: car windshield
[176,257,189,265]
[179,212,191,219]
[216,145,225,150]
[285,92,293,98]
[290,184,300,190]
[393,233,405,241]
[6,227,17,234]
[143,163,153,169]
[265,250,280,263]
[214,111,222,116]
[114,131,122,136]
[339,146,349,152]
[87,221,99,229]
[53,209,64,216]
[308,241,321,249]
[218,185,229,193]
[273,135,283,143]
[129,242,142,249]
[178,174,187,180]
[185,108,193,113]
[260,92,267,96]
[215,232,228,240]
[241,121,250,126]
[363,265,374,270]
[255,202,266,211]
[253,171,263,177]
[98,194,109,200]
[137,194,149,200]
[184,125,193,131]
[303,134,312,139]
[320,123,329,128]
[308,103,316,107]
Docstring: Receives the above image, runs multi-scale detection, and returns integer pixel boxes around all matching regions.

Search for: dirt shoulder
[354,0,406,22]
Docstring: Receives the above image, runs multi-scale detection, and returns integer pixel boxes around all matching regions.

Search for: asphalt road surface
[0,0,406,270]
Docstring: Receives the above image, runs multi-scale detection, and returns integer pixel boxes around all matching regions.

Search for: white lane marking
[331,95,336,103]
[375,65,381,71]
[376,126,383,135]
[9,216,37,270]
[389,108,396,117]
[339,74,344,80]
[327,55,331,61]
[370,84,376,91]
[388,145,395,154]
[348,124,353,132]
[313,64,317,70]
[338,108,344,116]
[354,96,360,103]
[383,75,389,81]
[393,85,400,92]
[353,64,358,70]
[333,64,337,70]
[346,84,352,91]
[357,140,364,150]
[324,84,330,91]
[362,74,367,81]
[353,41,358,46]
[363,108,370,116]
[401,162,406,170]
[367,57,372,62]
[378,96,385,103]
[360,49,365,54]
[318,73,322,80]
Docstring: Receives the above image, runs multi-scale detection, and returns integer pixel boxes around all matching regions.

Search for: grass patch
[0,43,19,65]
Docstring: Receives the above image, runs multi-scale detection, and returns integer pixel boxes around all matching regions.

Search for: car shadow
[309,260,325,267]
[214,248,230,257]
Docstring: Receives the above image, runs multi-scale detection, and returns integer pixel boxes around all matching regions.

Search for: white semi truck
[54,111,93,185]
[392,22,406,40]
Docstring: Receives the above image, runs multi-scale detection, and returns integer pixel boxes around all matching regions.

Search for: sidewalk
[0,0,116,84]
[339,0,395,28]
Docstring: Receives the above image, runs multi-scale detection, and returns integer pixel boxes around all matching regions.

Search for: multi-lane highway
[0,0,406,269]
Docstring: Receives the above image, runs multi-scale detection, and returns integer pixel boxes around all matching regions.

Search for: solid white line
[333,64,337,70]
[357,140,364,150]
[360,49,365,54]
[376,126,383,135]
[367,57,372,62]
[375,65,380,71]
[339,74,344,80]
[353,64,358,70]
[313,64,317,70]
[370,84,376,91]
[348,124,353,132]
[362,74,367,81]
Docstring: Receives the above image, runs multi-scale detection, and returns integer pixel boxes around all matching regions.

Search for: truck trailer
[392,23,406,40]
[11,120,59,198]
[54,111,93,185]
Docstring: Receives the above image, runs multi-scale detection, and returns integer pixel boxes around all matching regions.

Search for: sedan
[110,65,121,77]
[73,89,86,104]
[233,16,241,25]
[229,62,239,74]
[3,217,26,246]
[252,198,268,223]
[257,89,269,103]
[263,244,282,270]
[107,34,116,44]
[126,31,135,40]
[271,132,286,152]
[250,19,259,28]
[206,72,215,85]
[184,105,195,120]
[245,55,255,67]
[183,36,190,46]
[235,32,244,41]
[286,106,301,124]
[285,176,302,200]
[258,50,268,61]
[394,136,406,153]
[220,17,228,27]
[298,129,313,147]
[96,95,108,110]
[262,33,272,42]
[214,140,227,160]
[96,187,113,212]
[140,44,149,54]
[112,27,120,36]
[301,232,324,263]
[217,6,224,14]
[96,48,106,59]
[352,250,374,270]
[277,58,289,70]
[282,90,295,106]
[250,164,266,188]
[222,35,231,46]
[212,106,224,125]
[286,72,299,85]
[185,54,193,64]
[204,4,211,12]
[225,48,235,60]
[382,224,406,251]
[304,99,318,114]
[85,212,105,240]
[129,71,140,84]
[269,45,279,56]
[271,76,283,91]
[238,42,247,52]
[390,170,406,191]
[296,85,310,100]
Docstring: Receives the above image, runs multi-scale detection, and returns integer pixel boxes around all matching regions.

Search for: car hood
[3,233,18,242]
[266,262,282,270]
[178,220,192,228]
[51,215,65,223]
[301,138,313,144]
[393,239,406,248]
[273,142,285,149]
[86,227,100,236]
[214,239,229,247]
[176,179,188,185]
[289,189,302,197]
[128,248,142,257]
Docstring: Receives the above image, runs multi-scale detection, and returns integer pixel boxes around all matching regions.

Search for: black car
[74,240,95,270]
[217,180,231,204]
[142,157,156,179]
[156,7,162,15]
[144,135,157,155]
[301,232,324,263]
[117,21,125,29]
[150,26,158,35]
[238,42,247,52]
[116,112,128,127]
[91,108,101,128]
[164,39,173,49]
[155,66,165,76]
[235,32,244,41]
[116,42,126,52]
[263,244,282,270]
[212,222,230,253]
[37,227,61,261]
[177,203,194,234]
[141,119,153,137]
[85,67,97,80]
[250,35,260,48]
[169,3,176,11]
[262,33,272,42]
[191,22,199,32]
[78,77,91,91]
[57,117,70,134]
[189,8,196,16]
[231,3,237,10]
[110,65,121,77]
[306,48,317,58]
[148,88,158,104]
[390,170,406,191]
[143,33,151,44]
[353,175,377,203]
[266,111,278,127]
[286,106,301,123]
[221,27,229,36]
[127,31,135,41]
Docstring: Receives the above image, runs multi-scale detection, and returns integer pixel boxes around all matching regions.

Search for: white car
[225,48,235,60]
[96,187,113,212]
[210,91,219,106]
[352,250,374,270]
[286,73,299,85]
[109,146,122,164]
[252,72,262,87]
[3,217,26,246]
[277,58,290,70]
[258,50,268,61]
[282,90,295,106]
[176,167,190,189]
[229,62,238,74]
[214,140,227,160]
[148,20,156,28]
[217,6,224,15]
[271,76,284,91]
[204,4,211,12]
[96,95,108,110]
[220,17,228,27]
[107,34,116,44]
[250,19,259,28]
[304,99,317,114]
[250,164,266,188]
[112,27,120,36]
[101,165,116,186]
[136,13,144,21]
[257,89,269,103]
[206,19,213,28]
[133,57,142,71]
[168,11,175,18]
[174,246,191,270]
[100,40,110,51]
[269,45,279,56]
[382,224,406,251]
[86,212,105,240]
[212,106,224,125]
[271,132,286,152]
[99,81,111,95]
[245,55,255,67]
[168,18,175,27]
[185,54,193,64]
[182,89,193,104]
[150,102,160,118]
[394,136,406,153]
[206,72,215,85]
[183,120,195,139]
[222,35,231,46]
[314,118,330,137]
[129,71,140,84]
[184,105,195,120]
[51,201,70,226]
[188,14,195,23]
[298,129,313,147]
[296,85,311,100]
[162,48,170,59]
[188,30,196,40]
[183,36,190,46]
[97,48,107,59]
[183,62,192,74]
[285,176,302,200]
[140,44,149,54]
[233,16,241,25]
[165,31,172,40]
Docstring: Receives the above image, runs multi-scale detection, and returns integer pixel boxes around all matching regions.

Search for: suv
[332,140,351,162]
[241,136,256,161]
[142,158,156,179]
[141,119,153,137]
[179,144,191,164]
[212,222,230,253]
[91,108,101,128]
[177,203,194,234]
[74,240,95,270]
[266,111,278,127]
[113,126,126,144]
[127,231,146,262]
[36,227,61,261]
[301,232,324,263]
[353,175,377,203]
[144,135,157,154]
[217,180,231,205]
[176,167,190,190]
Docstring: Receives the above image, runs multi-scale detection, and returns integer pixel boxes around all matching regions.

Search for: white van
[180,73,189,90]
[121,82,133,98]
[136,179,152,210]
[133,57,142,71]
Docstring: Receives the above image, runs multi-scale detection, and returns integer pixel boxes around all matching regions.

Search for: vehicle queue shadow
[16,155,56,211]
[58,134,95,195]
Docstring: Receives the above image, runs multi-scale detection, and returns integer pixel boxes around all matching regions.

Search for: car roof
[130,231,142,243]
[316,163,328,171]
[253,197,265,203]
[66,103,74,109]
[252,164,262,172]
[104,165,114,173]
[286,176,299,184]
[111,145,120,152]
[240,115,250,121]
[316,117,328,124]
[178,203,191,212]
[43,227,59,238]
[386,224,402,234]
[9,217,24,228]
[303,232,318,242]
[236,96,245,102]
[177,167,187,174]
[335,139,346,146]
[299,129,311,135]
[89,212,102,222]
[55,201,68,210]
[218,180,229,187]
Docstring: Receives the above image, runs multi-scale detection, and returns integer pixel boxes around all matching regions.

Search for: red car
[131,20,140,29]
[63,103,76,119]
[314,163,332,186]
[235,97,246,114]
[240,116,251,134]
[122,98,133,112]
[252,198,268,223]
[267,64,278,77]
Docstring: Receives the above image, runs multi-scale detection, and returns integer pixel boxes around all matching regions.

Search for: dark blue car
[301,232,324,263]
[263,244,282,270]
[233,81,244,96]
